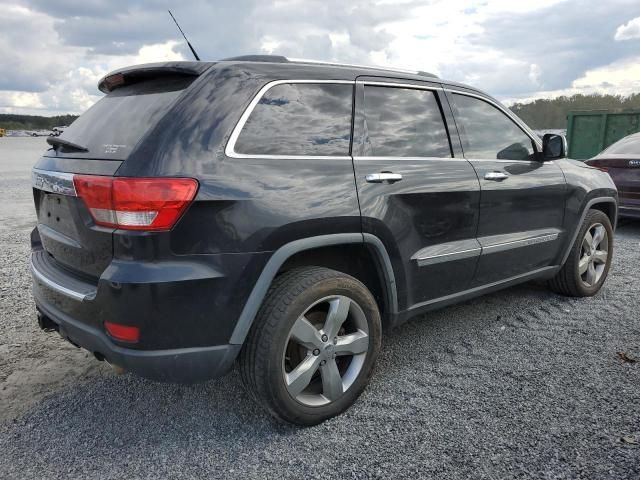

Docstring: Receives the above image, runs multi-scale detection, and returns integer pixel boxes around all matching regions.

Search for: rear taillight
[73,175,198,231]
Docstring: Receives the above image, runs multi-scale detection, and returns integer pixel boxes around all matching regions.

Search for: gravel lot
[1,137,639,479]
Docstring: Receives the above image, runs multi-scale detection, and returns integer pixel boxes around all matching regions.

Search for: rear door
[32,74,197,279]
[352,78,480,311]
[446,90,566,286]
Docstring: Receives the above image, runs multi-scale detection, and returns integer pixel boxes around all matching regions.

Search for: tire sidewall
[264,274,382,425]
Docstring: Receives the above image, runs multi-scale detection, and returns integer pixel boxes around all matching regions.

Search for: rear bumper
[619,205,640,219]
[35,299,240,383]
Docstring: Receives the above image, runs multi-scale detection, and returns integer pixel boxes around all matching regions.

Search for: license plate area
[38,192,78,238]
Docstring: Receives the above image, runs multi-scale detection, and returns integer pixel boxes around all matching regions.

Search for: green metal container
[566,110,640,160]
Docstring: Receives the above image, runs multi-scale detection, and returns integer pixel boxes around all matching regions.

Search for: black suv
[31,56,617,425]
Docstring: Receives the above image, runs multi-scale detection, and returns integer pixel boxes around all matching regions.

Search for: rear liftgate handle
[365,172,403,184]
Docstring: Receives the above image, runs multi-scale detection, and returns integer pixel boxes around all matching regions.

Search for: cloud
[2,0,640,115]
[502,55,640,105]
[615,16,640,40]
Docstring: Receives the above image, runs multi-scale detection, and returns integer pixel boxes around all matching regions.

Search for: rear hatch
[32,63,206,280]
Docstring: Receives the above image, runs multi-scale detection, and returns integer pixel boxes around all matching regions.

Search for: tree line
[2,92,640,131]
[510,93,640,129]
[0,114,79,131]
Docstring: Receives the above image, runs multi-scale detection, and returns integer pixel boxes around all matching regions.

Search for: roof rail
[287,57,438,79]
[218,54,439,79]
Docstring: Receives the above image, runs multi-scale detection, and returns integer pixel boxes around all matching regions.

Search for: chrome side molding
[413,229,561,267]
[412,239,482,267]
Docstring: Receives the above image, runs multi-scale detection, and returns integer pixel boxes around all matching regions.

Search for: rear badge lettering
[103,144,126,154]
[629,160,640,167]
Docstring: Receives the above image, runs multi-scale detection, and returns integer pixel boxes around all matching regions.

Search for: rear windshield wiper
[46,137,89,153]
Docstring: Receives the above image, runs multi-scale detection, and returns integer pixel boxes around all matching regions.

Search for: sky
[1,0,640,116]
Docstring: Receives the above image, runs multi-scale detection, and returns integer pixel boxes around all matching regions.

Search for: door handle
[365,172,403,184]
[484,171,509,181]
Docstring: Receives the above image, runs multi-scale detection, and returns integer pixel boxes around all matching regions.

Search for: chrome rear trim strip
[32,169,77,196]
[30,256,88,302]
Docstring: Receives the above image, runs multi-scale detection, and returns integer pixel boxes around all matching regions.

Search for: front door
[352,78,481,312]
[447,90,567,286]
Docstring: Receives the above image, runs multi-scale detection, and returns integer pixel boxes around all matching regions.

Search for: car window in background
[453,94,535,160]
[601,133,640,155]
[235,83,353,156]
[363,86,451,157]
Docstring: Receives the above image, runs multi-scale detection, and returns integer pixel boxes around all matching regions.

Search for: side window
[452,93,535,160]
[234,83,353,156]
[363,86,451,157]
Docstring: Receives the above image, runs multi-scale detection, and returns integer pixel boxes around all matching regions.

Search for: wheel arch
[560,196,618,266]
[229,233,398,345]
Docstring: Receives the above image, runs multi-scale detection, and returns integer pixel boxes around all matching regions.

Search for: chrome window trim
[444,88,543,151]
[30,256,89,302]
[32,168,77,196]
[225,79,356,160]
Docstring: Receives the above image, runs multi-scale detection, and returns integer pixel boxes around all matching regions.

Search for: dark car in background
[30,57,617,425]
[586,132,640,219]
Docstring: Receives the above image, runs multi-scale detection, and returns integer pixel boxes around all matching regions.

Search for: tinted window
[234,83,353,156]
[602,134,640,155]
[57,76,193,160]
[363,86,451,157]
[453,94,535,160]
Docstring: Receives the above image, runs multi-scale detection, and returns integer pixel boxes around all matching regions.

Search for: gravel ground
[1,137,639,479]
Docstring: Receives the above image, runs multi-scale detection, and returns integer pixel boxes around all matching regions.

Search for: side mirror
[542,134,567,160]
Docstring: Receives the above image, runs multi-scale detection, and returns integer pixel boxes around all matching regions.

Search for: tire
[548,209,613,297]
[239,266,382,426]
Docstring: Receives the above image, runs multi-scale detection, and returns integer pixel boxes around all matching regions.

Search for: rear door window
[54,76,194,160]
[452,93,535,160]
[234,83,353,156]
[362,86,451,157]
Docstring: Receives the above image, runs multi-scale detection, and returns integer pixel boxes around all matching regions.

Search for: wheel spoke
[586,261,597,285]
[335,330,369,356]
[320,358,343,401]
[582,231,593,251]
[290,316,322,349]
[285,355,321,398]
[323,296,351,339]
[578,255,590,275]
[593,249,608,265]
[592,225,605,247]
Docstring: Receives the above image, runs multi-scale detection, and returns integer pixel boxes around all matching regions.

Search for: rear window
[601,134,640,155]
[54,76,193,160]
[234,83,353,156]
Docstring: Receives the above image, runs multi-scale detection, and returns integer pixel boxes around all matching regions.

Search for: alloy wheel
[579,222,609,287]
[282,295,370,406]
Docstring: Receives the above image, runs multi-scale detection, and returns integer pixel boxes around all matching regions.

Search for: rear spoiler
[97,61,213,93]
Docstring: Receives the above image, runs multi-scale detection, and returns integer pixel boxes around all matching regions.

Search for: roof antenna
[168,10,201,61]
